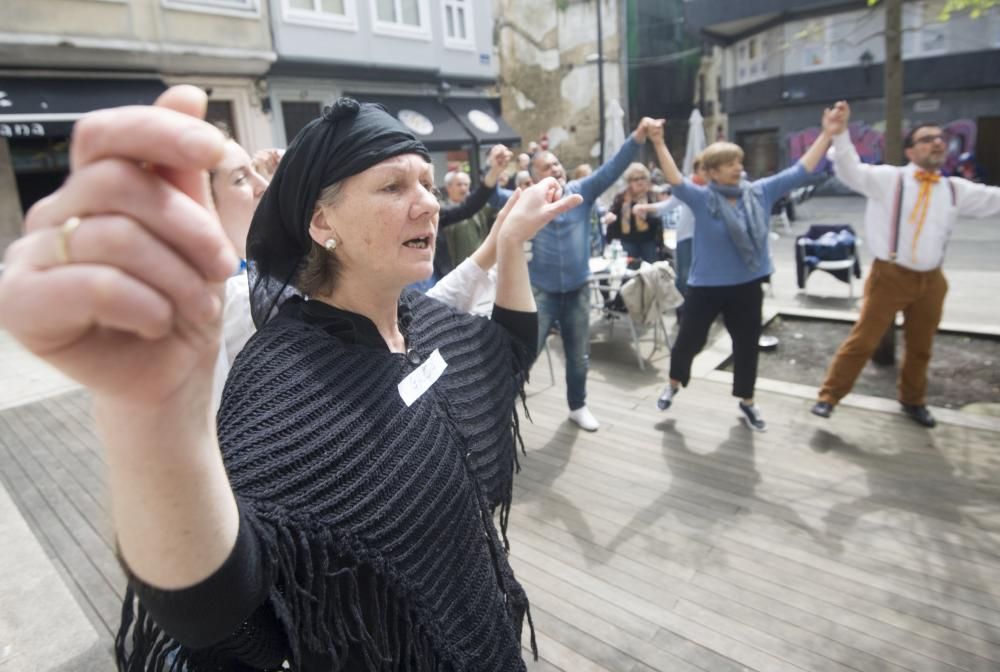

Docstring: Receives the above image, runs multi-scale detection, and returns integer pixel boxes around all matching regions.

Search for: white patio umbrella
[682,108,707,176]
[603,98,627,162]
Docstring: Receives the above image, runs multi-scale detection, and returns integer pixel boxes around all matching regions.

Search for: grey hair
[297,180,346,297]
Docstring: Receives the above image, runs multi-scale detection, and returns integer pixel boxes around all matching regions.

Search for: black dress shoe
[811,401,833,418]
[901,403,936,428]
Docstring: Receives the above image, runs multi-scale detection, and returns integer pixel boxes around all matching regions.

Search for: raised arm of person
[634,195,683,217]
[494,179,583,313]
[797,108,835,174]
[828,101,898,200]
[0,86,242,591]
[953,178,1000,218]
[425,218,503,312]
[576,117,659,202]
[439,144,512,225]
[649,122,684,186]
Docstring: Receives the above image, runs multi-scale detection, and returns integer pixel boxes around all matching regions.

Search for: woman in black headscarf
[0,86,581,671]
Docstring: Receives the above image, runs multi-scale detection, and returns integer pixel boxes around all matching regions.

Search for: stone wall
[494,0,626,170]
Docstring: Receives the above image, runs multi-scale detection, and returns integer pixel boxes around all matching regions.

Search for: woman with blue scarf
[648,109,837,431]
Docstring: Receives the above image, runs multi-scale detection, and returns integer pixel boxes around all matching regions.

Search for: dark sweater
[116,291,538,671]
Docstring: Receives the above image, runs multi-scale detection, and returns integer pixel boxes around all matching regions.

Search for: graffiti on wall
[788,119,977,175]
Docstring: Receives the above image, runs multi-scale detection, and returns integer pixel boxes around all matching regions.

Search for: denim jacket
[527,137,640,293]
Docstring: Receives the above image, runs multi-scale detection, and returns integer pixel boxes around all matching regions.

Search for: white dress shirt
[831,131,1000,271]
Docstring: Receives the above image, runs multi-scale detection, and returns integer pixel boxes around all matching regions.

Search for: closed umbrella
[682,108,707,176]
[604,98,627,162]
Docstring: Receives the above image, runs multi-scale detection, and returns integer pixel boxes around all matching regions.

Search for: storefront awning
[349,94,473,152]
[0,77,166,138]
[443,98,521,149]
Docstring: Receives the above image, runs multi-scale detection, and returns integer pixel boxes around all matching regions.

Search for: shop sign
[0,123,46,138]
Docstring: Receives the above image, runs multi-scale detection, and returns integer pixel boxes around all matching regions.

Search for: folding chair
[796,224,862,299]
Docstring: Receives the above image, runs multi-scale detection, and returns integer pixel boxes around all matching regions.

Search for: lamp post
[859,49,874,85]
[596,0,605,165]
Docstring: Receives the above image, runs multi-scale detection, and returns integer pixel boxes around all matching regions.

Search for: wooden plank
[516,409,1000,604]
[515,448,1000,625]
[0,412,121,638]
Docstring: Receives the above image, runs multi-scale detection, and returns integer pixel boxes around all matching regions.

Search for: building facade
[266,0,519,185]
[0,0,277,251]
[493,0,628,171]
[686,0,1000,183]
[0,0,520,254]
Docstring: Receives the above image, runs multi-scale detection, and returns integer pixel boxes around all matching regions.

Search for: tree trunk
[884,0,904,166]
[873,0,904,366]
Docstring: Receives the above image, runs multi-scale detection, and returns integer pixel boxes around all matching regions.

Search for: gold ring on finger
[56,216,82,265]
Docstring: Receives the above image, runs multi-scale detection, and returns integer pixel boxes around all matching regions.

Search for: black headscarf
[246,97,431,327]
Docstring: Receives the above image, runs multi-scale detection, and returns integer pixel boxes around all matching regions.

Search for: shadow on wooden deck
[2,337,999,671]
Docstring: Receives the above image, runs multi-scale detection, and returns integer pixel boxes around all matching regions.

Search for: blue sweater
[672,163,809,287]
[523,137,641,293]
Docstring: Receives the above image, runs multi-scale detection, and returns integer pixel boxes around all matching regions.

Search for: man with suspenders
[811,101,1000,427]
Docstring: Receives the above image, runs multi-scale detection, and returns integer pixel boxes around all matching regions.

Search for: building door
[736,129,779,179]
[9,136,71,215]
[206,100,238,144]
[282,102,323,147]
[975,116,1000,186]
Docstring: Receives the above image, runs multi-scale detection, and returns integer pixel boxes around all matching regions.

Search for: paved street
[1,194,998,670]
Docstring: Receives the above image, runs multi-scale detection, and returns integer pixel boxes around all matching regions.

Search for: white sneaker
[568,406,600,432]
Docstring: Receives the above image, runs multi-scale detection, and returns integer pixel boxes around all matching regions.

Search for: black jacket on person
[434,182,498,278]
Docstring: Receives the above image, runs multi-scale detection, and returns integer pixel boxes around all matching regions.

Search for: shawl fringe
[116,512,459,672]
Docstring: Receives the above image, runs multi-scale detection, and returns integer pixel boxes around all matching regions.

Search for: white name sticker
[397,348,448,407]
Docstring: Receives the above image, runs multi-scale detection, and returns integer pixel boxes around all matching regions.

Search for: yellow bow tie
[909,169,940,261]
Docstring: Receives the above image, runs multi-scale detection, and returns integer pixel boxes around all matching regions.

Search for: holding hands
[251,148,284,182]
[496,177,584,246]
[822,101,851,137]
[0,86,236,407]
[633,117,666,144]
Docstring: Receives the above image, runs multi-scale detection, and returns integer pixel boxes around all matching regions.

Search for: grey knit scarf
[706,180,769,273]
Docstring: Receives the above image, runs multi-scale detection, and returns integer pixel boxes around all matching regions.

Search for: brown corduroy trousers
[818,259,948,407]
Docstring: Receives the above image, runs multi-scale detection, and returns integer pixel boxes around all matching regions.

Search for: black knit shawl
[117,291,534,671]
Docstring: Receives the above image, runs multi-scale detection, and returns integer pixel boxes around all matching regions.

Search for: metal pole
[597,0,606,165]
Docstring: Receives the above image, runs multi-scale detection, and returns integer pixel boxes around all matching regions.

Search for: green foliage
[867,0,997,20]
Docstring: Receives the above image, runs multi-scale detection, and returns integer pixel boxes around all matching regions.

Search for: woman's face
[212,141,269,258]
[708,158,744,187]
[627,172,650,198]
[317,153,440,290]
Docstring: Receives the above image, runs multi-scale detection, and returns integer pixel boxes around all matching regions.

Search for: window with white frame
[797,18,829,70]
[161,0,259,17]
[283,0,357,30]
[442,0,474,49]
[371,0,430,39]
[734,34,767,85]
[902,2,948,57]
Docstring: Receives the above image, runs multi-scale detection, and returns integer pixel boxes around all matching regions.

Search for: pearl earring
[324,238,338,252]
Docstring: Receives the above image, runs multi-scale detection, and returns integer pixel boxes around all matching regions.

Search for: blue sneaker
[657,385,679,411]
[739,402,767,432]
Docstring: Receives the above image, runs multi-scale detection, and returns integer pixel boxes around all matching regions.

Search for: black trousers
[669,278,764,399]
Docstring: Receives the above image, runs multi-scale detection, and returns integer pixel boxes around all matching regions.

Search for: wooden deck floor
[2,336,1000,671]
